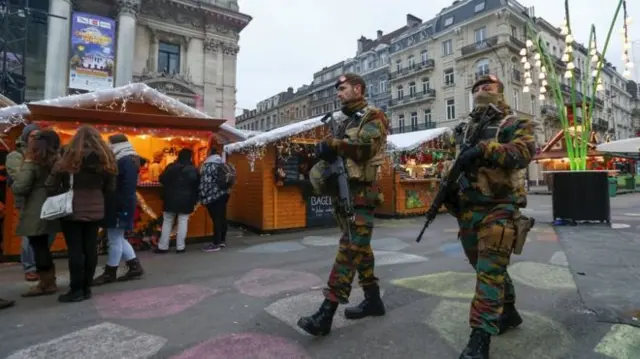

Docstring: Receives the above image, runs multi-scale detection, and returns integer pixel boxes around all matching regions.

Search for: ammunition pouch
[478,222,517,255]
[512,213,535,255]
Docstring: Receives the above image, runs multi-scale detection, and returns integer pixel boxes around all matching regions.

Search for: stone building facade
[43,0,251,124]
[235,85,311,131]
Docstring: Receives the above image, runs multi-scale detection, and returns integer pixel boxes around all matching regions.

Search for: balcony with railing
[391,122,437,134]
[460,36,499,56]
[541,104,559,116]
[389,89,436,109]
[390,59,435,81]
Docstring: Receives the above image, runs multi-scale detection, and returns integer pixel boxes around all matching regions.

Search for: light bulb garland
[520,0,631,171]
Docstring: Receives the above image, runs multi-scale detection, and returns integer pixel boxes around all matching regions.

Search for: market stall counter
[224,113,342,232]
[376,127,455,217]
[0,83,246,258]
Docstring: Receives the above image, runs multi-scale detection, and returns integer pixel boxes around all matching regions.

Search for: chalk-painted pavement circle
[301,236,409,251]
[6,322,167,359]
[94,284,217,319]
[234,268,323,297]
[169,332,310,359]
[392,262,575,299]
[374,250,428,266]
[239,241,306,253]
[549,251,568,267]
[428,301,574,359]
[595,324,640,359]
[611,223,631,229]
[265,289,385,336]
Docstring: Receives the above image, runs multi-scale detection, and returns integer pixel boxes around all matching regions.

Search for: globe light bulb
[523,86,530,93]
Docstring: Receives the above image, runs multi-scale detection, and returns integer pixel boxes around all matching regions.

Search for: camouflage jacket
[327,106,389,166]
[449,113,535,217]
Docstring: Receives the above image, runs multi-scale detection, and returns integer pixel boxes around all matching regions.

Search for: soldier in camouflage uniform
[445,75,536,359]
[298,73,389,336]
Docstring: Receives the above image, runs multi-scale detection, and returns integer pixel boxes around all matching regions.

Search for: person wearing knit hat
[93,133,145,285]
[7,123,44,282]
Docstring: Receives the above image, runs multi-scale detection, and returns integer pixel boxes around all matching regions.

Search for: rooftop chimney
[287,87,294,94]
[406,14,422,27]
[377,30,383,40]
[357,35,366,54]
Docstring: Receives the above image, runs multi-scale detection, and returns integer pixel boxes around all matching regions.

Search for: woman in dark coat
[93,134,144,286]
[46,125,117,302]
[155,148,199,253]
[12,129,61,297]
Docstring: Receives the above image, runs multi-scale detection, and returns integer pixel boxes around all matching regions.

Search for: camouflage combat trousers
[323,185,380,304]
[458,209,517,335]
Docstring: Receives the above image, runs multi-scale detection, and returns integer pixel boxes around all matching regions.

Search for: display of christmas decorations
[520,0,633,171]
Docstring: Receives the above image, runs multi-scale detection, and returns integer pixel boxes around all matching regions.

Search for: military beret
[335,73,366,89]
[471,74,504,93]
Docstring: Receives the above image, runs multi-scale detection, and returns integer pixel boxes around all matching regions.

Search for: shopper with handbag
[93,134,144,285]
[45,126,117,302]
[11,129,61,297]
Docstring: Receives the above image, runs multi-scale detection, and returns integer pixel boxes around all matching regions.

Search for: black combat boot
[297,299,338,336]
[459,328,491,359]
[344,284,386,320]
[497,303,523,335]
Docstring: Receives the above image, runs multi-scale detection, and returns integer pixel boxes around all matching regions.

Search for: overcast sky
[234,0,639,112]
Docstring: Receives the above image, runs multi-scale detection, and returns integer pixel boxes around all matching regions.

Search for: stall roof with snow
[225,111,344,153]
[596,137,640,159]
[0,83,247,145]
[387,127,452,152]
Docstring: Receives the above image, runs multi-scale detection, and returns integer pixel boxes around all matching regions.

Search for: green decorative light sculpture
[520,0,633,170]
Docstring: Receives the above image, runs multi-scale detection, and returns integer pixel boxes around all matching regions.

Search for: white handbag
[40,174,74,220]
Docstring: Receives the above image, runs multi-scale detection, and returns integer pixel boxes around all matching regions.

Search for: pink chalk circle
[170,332,311,359]
[234,268,323,298]
[94,284,217,319]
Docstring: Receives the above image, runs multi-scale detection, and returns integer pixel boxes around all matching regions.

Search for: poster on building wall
[68,12,116,92]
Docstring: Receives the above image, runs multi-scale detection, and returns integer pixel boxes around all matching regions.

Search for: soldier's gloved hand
[457,145,483,166]
[315,140,336,159]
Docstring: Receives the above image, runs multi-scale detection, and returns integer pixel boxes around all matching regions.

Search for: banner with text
[68,12,116,92]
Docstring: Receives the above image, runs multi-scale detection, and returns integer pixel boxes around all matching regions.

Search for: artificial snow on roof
[225,111,346,153]
[0,83,246,143]
[387,127,452,152]
[237,129,264,138]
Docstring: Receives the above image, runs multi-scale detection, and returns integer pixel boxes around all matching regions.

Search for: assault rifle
[416,103,503,243]
[319,112,355,223]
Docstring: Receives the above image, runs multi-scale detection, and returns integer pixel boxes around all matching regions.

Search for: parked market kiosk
[0,83,245,258]
[224,114,339,232]
[375,127,454,217]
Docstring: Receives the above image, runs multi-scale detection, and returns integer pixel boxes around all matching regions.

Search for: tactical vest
[341,106,387,183]
[458,115,526,196]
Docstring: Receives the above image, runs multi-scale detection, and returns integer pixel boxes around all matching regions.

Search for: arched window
[476,58,490,77]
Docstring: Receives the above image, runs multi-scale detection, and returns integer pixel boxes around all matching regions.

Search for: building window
[398,114,405,129]
[408,55,415,69]
[380,80,388,92]
[442,40,453,56]
[422,77,430,93]
[474,27,487,43]
[444,69,454,86]
[424,109,432,125]
[531,95,536,115]
[409,82,416,97]
[396,60,402,72]
[410,112,418,129]
[512,89,520,110]
[158,42,180,74]
[475,1,485,12]
[511,25,518,39]
[266,117,271,129]
[397,86,404,99]
[380,53,388,65]
[421,50,428,64]
[444,16,454,27]
[476,59,490,77]
[446,99,456,120]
